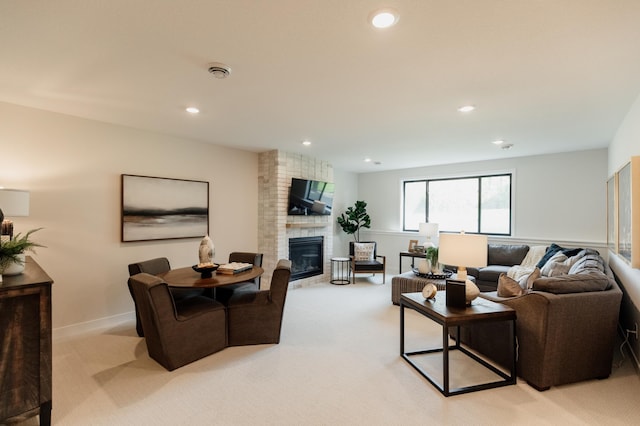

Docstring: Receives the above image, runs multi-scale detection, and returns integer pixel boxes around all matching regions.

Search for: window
[403,173,512,235]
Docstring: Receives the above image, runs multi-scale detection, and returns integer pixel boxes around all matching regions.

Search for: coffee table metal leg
[442,324,449,395]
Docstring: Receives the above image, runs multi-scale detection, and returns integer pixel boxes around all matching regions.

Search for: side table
[330,257,351,285]
[400,292,516,396]
[398,251,426,273]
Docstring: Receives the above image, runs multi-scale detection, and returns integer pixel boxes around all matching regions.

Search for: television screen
[288,178,334,215]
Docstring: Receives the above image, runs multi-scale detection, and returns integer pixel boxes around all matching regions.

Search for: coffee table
[400,292,516,396]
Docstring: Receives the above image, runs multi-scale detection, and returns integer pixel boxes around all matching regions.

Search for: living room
[2,2,640,425]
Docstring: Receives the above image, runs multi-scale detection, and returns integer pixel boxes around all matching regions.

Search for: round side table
[330,257,351,285]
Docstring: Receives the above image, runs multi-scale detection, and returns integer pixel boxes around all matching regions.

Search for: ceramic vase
[0,253,26,276]
[418,259,431,274]
[198,235,215,264]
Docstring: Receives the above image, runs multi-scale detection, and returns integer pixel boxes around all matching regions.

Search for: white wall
[356,149,608,274]
[331,168,359,257]
[0,102,258,335]
[608,92,640,367]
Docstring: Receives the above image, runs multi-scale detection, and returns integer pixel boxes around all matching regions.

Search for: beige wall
[0,102,258,334]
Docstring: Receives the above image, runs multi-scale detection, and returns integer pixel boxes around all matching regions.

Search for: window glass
[402,173,512,235]
[403,181,426,231]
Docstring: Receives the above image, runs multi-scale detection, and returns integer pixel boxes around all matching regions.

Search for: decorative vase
[0,253,26,276]
[465,280,480,305]
[418,259,431,274]
[198,236,215,264]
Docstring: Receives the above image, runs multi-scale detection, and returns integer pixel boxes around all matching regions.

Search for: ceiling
[3,1,640,173]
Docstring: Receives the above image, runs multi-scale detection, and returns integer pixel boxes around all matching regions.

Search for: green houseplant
[425,246,440,274]
[337,200,371,242]
[0,228,44,274]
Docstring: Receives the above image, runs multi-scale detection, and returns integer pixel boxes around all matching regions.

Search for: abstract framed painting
[121,174,209,242]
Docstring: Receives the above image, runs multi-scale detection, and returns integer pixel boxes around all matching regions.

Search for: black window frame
[402,173,513,236]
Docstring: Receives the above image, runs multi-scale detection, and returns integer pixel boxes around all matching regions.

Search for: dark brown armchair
[227,259,291,346]
[128,272,227,371]
[349,241,386,284]
[215,252,263,305]
[128,257,204,336]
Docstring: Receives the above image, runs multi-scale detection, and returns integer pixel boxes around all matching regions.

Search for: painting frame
[408,239,418,252]
[121,174,209,242]
[610,157,640,268]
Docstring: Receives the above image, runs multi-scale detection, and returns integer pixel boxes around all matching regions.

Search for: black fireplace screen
[289,236,324,280]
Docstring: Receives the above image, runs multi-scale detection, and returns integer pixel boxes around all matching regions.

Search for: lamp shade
[438,232,487,268]
[418,222,439,237]
[0,189,30,216]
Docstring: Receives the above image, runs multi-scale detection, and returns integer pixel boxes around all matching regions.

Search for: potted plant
[337,200,371,242]
[425,246,440,274]
[0,228,44,276]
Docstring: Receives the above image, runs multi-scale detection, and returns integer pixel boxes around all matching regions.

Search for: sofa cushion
[532,272,612,294]
[497,273,524,297]
[536,243,584,269]
[488,244,529,267]
[540,251,579,277]
[568,249,606,275]
[354,242,375,261]
[478,265,511,284]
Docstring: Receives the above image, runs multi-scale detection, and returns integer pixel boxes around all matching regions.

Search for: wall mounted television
[288,177,335,215]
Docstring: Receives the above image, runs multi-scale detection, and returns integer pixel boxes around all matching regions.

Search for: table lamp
[418,222,439,247]
[438,231,487,306]
[0,189,30,241]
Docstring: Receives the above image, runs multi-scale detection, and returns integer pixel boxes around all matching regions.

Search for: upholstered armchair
[128,272,227,371]
[226,259,291,346]
[215,252,264,305]
[349,241,386,284]
[128,257,205,337]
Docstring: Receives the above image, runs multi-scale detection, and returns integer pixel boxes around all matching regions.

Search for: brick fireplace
[258,150,333,289]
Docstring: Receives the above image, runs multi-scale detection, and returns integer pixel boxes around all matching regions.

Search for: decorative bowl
[412,268,453,280]
[192,263,219,278]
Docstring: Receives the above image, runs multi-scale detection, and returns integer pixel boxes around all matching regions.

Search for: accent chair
[127,257,204,336]
[349,241,386,284]
[226,259,291,346]
[128,272,227,371]
[214,252,264,305]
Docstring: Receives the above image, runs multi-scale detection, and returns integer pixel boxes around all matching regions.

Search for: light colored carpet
[16,278,640,425]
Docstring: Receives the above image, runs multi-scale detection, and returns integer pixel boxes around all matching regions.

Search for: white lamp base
[456,267,480,305]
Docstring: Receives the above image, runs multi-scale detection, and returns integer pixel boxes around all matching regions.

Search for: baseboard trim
[54,311,134,342]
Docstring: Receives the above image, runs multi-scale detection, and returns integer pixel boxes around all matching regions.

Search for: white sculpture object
[198,235,215,265]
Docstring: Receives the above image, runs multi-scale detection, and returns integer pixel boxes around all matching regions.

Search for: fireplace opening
[289,236,324,281]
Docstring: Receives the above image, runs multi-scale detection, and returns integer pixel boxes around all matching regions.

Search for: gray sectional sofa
[466,244,530,291]
[454,243,623,390]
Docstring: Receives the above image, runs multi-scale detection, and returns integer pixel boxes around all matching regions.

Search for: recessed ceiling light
[492,139,505,145]
[370,9,398,28]
[364,157,372,162]
[185,107,200,114]
[458,105,475,113]
[302,140,311,146]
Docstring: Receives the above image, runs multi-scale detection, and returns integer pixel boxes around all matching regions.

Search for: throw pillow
[497,273,523,297]
[354,242,375,261]
[526,267,541,290]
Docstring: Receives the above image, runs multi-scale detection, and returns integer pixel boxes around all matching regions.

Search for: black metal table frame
[399,251,427,274]
[330,257,351,285]
[400,296,516,397]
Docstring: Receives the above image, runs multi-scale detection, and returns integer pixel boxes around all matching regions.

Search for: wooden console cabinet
[0,256,53,426]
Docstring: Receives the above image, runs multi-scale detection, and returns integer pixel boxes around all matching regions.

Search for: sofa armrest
[477,285,622,390]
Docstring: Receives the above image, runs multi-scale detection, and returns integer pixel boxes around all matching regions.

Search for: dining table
[157,265,264,288]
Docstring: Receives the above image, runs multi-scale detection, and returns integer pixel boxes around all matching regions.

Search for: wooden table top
[157,265,264,288]
[400,292,515,326]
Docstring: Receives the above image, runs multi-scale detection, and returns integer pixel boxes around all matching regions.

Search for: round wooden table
[157,266,264,288]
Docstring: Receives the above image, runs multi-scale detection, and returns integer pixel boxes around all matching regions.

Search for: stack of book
[217,262,253,274]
